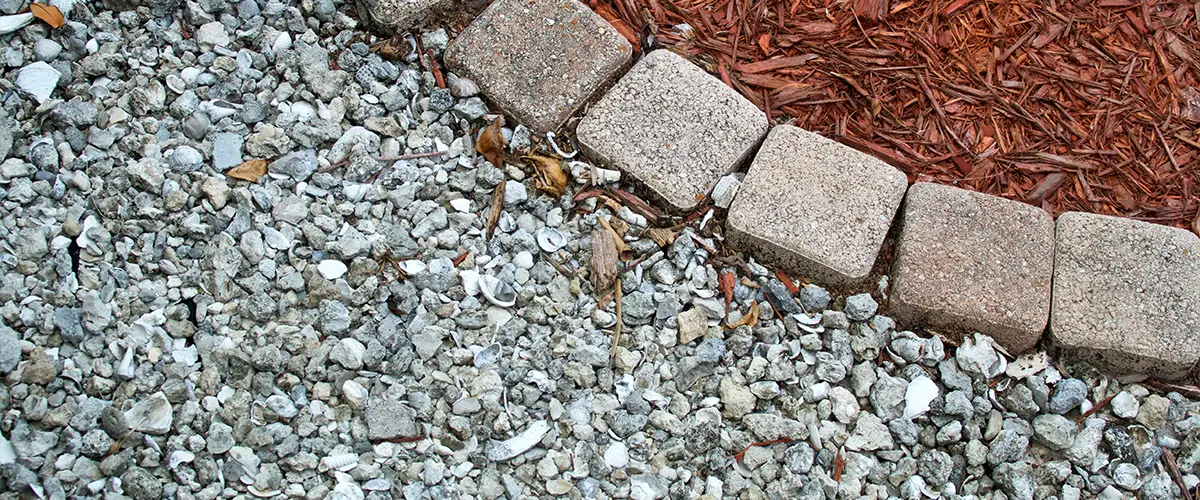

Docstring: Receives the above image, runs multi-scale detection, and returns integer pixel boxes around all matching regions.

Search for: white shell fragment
[398,260,426,275]
[536,227,566,253]
[124,392,173,435]
[0,431,15,464]
[904,376,939,419]
[16,61,61,104]
[273,31,292,52]
[449,198,472,213]
[319,453,359,473]
[342,380,368,409]
[479,274,516,308]
[1005,351,1049,379]
[710,175,742,209]
[0,13,33,35]
[317,260,348,280]
[474,343,502,367]
[486,420,551,461]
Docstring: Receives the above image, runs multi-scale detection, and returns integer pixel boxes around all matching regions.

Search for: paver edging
[433,0,1200,380]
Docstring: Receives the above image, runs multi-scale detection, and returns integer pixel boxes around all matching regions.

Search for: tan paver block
[1050,212,1200,379]
[577,49,768,212]
[444,0,631,132]
[727,125,907,286]
[890,183,1054,353]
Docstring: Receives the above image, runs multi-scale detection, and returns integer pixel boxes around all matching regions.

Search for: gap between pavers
[444,0,632,133]
[577,49,768,212]
[726,124,907,287]
[1050,212,1200,380]
[888,183,1055,354]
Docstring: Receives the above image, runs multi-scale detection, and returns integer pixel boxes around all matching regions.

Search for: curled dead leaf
[29,3,63,28]
[523,154,568,197]
[485,181,506,240]
[725,300,759,329]
[225,159,269,182]
[370,36,407,61]
[597,217,632,262]
[477,118,506,168]
[590,228,618,294]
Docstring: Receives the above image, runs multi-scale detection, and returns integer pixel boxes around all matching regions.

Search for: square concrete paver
[726,125,907,286]
[577,49,768,212]
[889,183,1054,353]
[444,0,631,132]
[1050,212,1200,379]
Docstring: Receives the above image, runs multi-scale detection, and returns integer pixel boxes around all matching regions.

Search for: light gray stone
[578,49,766,211]
[728,125,905,283]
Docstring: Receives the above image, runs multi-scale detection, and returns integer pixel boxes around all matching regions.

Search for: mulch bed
[589,0,1200,230]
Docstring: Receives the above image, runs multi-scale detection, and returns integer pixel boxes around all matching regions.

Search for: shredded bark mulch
[590,0,1200,230]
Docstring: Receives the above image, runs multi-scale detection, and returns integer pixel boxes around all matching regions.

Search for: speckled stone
[444,0,631,132]
[889,183,1054,353]
[357,0,461,34]
[1050,212,1200,379]
[727,125,907,285]
[577,49,767,212]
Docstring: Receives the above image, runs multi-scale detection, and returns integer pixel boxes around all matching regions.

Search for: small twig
[608,277,623,369]
[1076,393,1115,423]
[1164,449,1194,500]
[730,437,794,463]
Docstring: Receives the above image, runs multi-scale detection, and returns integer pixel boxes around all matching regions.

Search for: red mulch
[590,0,1200,230]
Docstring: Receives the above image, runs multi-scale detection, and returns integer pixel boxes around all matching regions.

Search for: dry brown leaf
[590,228,618,293]
[29,3,64,28]
[597,217,632,262]
[608,276,623,369]
[485,181,506,240]
[645,227,677,247]
[477,118,506,168]
[726,300,760,329]
[523,154,567,197]
[370,37,407,61]
[225,159,269,182]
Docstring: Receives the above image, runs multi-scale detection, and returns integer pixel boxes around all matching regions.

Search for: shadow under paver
[889,183,1054,353]
[1050,212,1200,379]
[726,125,906,286]
[444,0,631,133]
[577,49,768,212]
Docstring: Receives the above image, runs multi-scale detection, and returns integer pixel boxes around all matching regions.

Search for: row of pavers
[430,0,1200,379]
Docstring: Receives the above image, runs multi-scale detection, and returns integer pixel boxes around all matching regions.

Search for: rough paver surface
[357,0,459,33]
[444,0,631,132]
[889,183,1055,353]
[577,49,768,211]
[727,125,907,286]
[1050,212,1200,379]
